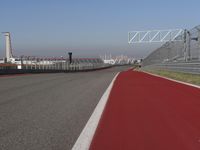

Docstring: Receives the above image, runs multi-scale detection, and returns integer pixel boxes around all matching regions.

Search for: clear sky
[0,0,200,58]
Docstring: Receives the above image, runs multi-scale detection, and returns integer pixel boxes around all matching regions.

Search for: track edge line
[71,72,119,150]
[142,70,200,89]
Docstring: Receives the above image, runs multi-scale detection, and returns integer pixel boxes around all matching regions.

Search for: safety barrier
[142,61,200,74]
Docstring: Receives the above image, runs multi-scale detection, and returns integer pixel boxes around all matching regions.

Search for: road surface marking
[89,70,200,150]
[142,71,200,89]
[72,73,119,150]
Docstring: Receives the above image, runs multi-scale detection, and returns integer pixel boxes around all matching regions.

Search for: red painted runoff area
[90,70,200,150]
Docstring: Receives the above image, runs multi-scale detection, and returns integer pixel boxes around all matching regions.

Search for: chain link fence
[142,25,200,74]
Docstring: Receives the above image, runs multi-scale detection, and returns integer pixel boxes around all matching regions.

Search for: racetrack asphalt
[0,66,129,150]
[90,70,200,150]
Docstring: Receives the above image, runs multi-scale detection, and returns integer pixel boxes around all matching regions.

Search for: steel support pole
[187,31,191,61]
[198,31,200,60]
[183,29,187,61]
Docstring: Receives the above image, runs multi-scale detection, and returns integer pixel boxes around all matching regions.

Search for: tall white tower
[2,32,13,62]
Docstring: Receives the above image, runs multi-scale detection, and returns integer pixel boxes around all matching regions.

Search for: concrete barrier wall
[0,65,112,75]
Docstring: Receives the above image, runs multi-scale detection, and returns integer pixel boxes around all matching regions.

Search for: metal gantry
[128,29,184,44]
[128,28,200,62]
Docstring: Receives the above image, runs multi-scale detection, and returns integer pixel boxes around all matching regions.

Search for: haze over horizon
[0,0,200,58]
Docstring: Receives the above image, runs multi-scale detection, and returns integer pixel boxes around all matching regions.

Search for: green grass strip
[142,69,200,86]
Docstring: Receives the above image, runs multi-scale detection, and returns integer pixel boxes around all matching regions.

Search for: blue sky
[0,0,200,58]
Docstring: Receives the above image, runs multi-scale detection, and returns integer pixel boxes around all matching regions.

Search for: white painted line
[72,73,119,150]
[142,71,200,89]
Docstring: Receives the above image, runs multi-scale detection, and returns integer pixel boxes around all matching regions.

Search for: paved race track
[90,70,200,150]
[0,66,129,150]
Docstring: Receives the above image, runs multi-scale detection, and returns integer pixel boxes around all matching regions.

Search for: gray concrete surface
[0,66,129,150]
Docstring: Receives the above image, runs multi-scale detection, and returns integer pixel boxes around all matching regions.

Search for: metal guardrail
[142,61,200,74]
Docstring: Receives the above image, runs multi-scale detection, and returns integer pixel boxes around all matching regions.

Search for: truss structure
[128,29,184,43]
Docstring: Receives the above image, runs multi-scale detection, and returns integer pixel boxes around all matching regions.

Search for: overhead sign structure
[128,29,184,44]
